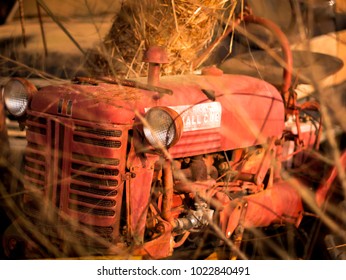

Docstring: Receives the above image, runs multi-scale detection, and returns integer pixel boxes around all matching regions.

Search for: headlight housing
[3,78,36,117]
[143,106,183,149]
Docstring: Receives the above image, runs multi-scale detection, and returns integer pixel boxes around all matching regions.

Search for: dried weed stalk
[95,0,235,77]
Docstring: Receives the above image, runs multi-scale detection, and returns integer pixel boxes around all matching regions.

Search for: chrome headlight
[143,106,183,149]
[3,78,36,117]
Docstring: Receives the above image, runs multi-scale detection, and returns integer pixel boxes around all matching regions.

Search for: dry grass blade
[95,0,235,77]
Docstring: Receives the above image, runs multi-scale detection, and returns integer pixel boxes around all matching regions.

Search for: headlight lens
[3,78,36,117]
[143,107,183,149]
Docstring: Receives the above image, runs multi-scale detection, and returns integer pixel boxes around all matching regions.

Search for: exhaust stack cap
[143,46,168,86]
[143,46,169,64]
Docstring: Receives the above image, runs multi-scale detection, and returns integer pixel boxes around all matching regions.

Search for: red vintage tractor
[1,14,345,260]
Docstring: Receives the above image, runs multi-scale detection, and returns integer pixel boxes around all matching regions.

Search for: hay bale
[93,0,236,78]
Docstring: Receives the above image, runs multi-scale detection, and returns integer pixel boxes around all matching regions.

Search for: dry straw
[95,0,236,78]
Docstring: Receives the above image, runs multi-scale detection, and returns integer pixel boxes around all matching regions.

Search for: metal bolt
[155,223,165,234]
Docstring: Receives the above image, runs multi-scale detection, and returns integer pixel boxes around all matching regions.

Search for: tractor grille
[73,135,121,148]
[74,125,122,137]
[24,115,47,191]
[24,111,127,245]
[69,223,116,248]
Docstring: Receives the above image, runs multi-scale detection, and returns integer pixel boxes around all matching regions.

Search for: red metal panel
[220,180,304,238]
[30,84,151,125]
[30,75,284,156]
[157,74,285,157]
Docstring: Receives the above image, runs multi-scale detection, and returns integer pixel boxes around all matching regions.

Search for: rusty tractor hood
[30,73,285,155]
[31,81,149,125]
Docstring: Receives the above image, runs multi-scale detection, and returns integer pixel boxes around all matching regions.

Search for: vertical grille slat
[56,123,65,208]
[49,119,56,204]
[24,112,48,205]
